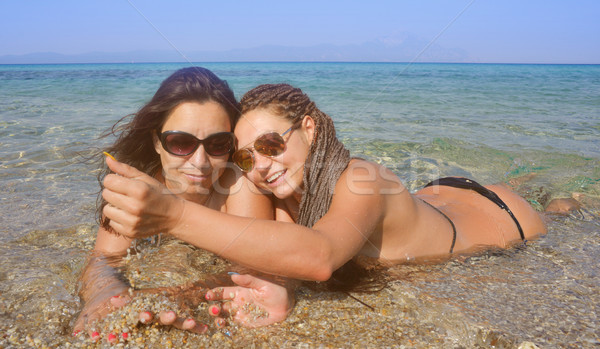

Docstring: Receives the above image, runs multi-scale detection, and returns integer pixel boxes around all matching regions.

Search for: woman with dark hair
[74,70,294,338]
[101,83,575,297]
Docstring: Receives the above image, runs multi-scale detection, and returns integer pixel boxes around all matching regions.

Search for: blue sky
[1,0,599,63]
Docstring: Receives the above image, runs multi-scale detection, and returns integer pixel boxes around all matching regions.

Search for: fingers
[220,301,238,318]
[137,310,209,335]
[102,199,132,224]
[214,317,227,329]
[173,317,209,334]
[208,300,239,319]
[208,304,222,317]
[205,286,236,302]
[230,273,261,288]
[105,156,146,180]
[103,171,163,208]
[74,306,212,342]
[157,311,209,334]
[102,179,144,217]
[206,290,238,327]
[105,156,163,190]
[103,205,136,237]
[158,310,177,325]
[103,173,148,201]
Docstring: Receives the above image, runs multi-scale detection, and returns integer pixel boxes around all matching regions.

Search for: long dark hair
[96,67,239,230]
[240,84,387,293]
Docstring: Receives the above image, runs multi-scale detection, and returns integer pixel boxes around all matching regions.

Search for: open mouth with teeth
[266,170,286,184]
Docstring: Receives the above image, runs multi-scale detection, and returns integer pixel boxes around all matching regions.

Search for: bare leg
[503,174,588,215]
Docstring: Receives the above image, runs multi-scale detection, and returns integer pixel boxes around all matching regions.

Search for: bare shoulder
[327,159,413,227]
[218,167,274,219]
[341,159,407,194]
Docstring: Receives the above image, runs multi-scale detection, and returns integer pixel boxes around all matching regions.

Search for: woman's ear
[153,131,162,155]
[301,115,316,145]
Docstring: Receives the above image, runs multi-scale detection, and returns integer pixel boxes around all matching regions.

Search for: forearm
[78,251,131,304]
[171,201,336,281]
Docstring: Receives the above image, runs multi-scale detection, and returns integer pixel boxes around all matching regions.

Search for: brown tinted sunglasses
[232,126,294,172]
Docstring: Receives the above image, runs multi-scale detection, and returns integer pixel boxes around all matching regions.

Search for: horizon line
[1,61,599,66]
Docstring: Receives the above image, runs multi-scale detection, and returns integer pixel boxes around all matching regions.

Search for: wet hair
[96,67,239,230]
[240,84,387,293]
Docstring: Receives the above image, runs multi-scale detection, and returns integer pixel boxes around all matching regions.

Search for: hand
[102,156,185,239]
[137,309,209,335]
[205,274,295,328]
[72,288,129,339]
[133,281,212,334]
[74,287,209,342]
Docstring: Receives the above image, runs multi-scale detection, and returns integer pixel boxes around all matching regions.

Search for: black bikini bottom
[423,177,525,253]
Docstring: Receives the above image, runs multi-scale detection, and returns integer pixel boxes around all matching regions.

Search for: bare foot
[545,197,581,214]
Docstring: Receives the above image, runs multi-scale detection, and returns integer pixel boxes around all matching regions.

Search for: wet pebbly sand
[2,214,600,348]
[1,283,542,348]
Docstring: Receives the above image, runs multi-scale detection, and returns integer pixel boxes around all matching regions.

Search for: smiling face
[154,101,232,203]
[235,108,315,201]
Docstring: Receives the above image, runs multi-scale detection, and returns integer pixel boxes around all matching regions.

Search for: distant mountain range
[0,36,469,64]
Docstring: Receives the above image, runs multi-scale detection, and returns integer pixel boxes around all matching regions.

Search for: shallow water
[0,62,599,347]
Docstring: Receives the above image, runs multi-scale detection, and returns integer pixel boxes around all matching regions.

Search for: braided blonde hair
[240,84,387,293]
[240,84,350,227]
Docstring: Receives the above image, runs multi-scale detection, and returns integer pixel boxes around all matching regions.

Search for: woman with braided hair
[102,82,559,291]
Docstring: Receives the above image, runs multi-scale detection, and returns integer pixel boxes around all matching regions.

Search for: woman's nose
[188,145,211,169]
[252,151,273,172]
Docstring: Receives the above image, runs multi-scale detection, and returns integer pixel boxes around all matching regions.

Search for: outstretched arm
[81,158,297,334]
[102,157,389,281]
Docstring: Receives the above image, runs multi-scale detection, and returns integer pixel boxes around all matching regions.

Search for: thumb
[231,274,265,290]
[105,155,147,181]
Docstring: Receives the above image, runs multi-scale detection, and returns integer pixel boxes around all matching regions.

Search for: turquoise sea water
[0,63,599,347]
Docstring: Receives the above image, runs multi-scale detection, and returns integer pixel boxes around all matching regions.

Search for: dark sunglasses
[159,131,235,157]
[232,126,294,172]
